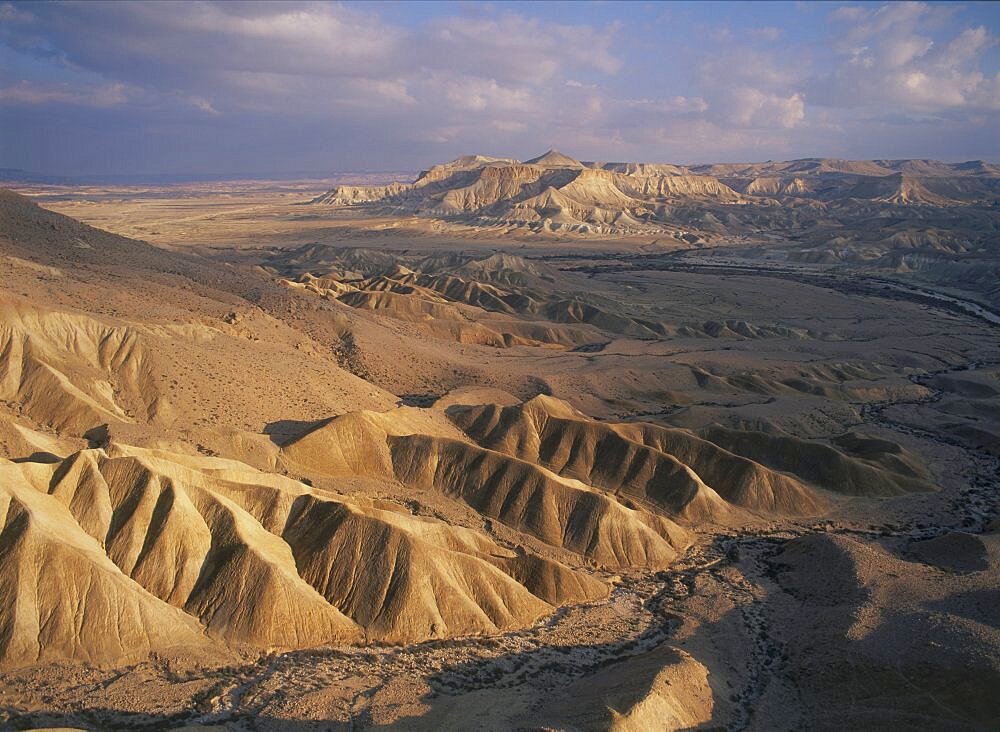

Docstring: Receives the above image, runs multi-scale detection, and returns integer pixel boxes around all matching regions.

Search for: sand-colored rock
[536,645,716,731]
[448,395,828,518]
[281,408,691,569]
[0,460,213,667]
[699,425,933,496]
[0,173,997,731]
[0,434,618,660]
[307,150,747,232]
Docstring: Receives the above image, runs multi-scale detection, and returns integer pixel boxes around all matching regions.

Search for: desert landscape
[0,145,997,730]
[2,0,999,729]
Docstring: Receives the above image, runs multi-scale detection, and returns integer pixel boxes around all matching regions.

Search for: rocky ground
[0,188,997,730]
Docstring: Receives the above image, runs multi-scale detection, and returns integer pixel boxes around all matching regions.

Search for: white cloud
[882,35,933,68]
[626,96,709,114]
[0,80,127,107]
[188,95,219,115]
[750,26,782,42]
[442,76,533,113]
[692,49,810,130]
[726,89,805,128]
[424,14,622,79]
[830,6,866,23]
[491,119,527,133]
[944,26,992,64]
[812,2,1000,114]
[0,0,996,169]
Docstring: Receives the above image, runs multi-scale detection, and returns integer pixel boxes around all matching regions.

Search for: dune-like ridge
[447,395,832,517]
[0,439,621,664]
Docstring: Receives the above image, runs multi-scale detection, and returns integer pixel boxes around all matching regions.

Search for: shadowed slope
[0,440,616,661]
[447,395,827,518]
[281,408,692,570]
[0,460,213,667]
[698,426,934,496]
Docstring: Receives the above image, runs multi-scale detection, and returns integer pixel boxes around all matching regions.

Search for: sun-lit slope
[271,247,816,355]
[389,271,527,314]
[692,159,899,178]
[438,164,555,213]
[0,459,214,667]
[418,154,520,180]
[337,288,465,321]
[345,272,663,341]
[390,435,691,568]
[284,495,605,642]
[283,277,596,350]
[452,395,930,503]
[843,173,958,206]
[306,152,1000,239]
[731,176,811,197]
[0,297,163,433]
[307,151,750,232]
[535,645,717,731]
[281,408,691,570]
[445,252,555,287]
[367,263,661,338]
[273,251,616,345]
[120,443,603,643]
[442,394,716,522]
[0,183,971,686]
[272,245,401,279]
[42,447,362,649]
[609,420,827,514]
[0,291,398,440]
[7,203,600,426]
[696,158,1000,208]
[0,191,400,436]
[0,411,83,464]
[698,426,934,496]
[598,162,692,177]
[310,182,411,205]
[447,395,828,518]
[0,439,616,661]
[524,149,586,168]
[556,169,643,208]
[614,172,743,202]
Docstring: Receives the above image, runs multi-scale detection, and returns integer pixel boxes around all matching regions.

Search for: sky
[1,0,999,177]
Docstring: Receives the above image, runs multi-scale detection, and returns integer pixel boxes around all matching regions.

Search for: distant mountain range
[310,150,1000,235]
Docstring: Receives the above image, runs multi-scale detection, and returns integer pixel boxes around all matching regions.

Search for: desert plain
[0,150,998,730]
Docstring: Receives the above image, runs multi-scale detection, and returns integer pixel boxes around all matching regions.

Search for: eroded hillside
[0,188,997,730]
[309,151,1000,246]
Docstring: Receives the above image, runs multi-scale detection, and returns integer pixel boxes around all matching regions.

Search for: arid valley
[0,146,997,730]
[7,0,1000,727]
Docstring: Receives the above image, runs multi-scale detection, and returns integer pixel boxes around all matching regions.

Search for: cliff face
[309,151,748,232]
[310,182,412,204]
[309,151,1000,235]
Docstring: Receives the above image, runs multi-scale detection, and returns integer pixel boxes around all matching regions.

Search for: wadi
[0,145,996,730]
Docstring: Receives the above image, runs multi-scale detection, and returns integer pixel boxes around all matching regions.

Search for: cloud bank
[0,0,997,174]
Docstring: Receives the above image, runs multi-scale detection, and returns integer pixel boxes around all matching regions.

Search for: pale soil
[0,185,997,730]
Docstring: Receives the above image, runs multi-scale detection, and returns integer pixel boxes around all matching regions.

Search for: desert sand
[0,150,998,730]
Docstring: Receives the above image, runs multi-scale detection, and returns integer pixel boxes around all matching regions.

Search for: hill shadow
[397,393,440,408]
[0,706,348,731]
[263,417,330,447]
[9,451,62,464]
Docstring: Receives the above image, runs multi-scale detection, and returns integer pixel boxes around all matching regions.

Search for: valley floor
[0,188,997,730]
[2,326,996,732]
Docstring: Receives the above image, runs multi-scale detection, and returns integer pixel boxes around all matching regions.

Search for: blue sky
[1,1,998,176]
